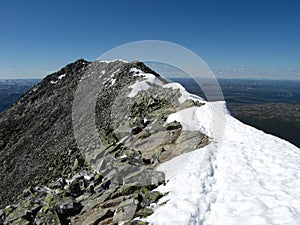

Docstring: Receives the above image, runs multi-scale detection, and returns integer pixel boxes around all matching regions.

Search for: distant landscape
[169,78,300,148]
[0,78,299,148]
[0,79,40,112]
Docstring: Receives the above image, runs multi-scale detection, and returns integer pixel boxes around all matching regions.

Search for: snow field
[146,105,300,225]
[124,68,300,224]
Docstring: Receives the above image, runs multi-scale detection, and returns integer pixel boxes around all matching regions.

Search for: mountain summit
[0,59,300,225]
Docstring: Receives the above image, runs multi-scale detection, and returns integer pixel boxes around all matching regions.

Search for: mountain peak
[0,59,208,224]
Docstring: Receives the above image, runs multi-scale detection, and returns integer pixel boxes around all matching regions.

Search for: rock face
[0,59,209,224]
[0,59,90,208]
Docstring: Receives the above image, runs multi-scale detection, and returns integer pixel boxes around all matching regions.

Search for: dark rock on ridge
[0,59,90,208]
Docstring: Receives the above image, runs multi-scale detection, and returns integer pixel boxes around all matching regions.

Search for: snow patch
[166,103,216,136]
[58,74,66,80]
[98,59,128,63]
[163,82,205,103]
[110,68,120,86]
[127,68,163,97]
[130,67,143,76]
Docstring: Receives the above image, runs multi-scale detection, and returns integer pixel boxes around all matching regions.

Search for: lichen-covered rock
[142,191,164,207]
[10,217,32,225]
[135,207,154,218]
[123,220,149,225]
[34,207,61,225]
[180,99,205,109]
[5,199,41,224]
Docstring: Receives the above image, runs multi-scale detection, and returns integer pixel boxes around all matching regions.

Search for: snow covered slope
[143,95,300,224]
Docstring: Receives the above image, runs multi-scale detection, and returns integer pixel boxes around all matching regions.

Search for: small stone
[98,217,113,225]
[66,177,85,197]
[165,121,182,130]
[124,220,149,225]
[135,130,151,139]
[132,127,143,135]
[56,200,83,219]
[135,207,154,218]
[142,191,163,206]
[71,159,79,172]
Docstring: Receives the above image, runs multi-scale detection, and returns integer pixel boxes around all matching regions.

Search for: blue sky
[0,0,299,79]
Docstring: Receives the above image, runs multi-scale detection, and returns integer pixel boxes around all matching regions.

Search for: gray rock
[165,120,182,130]
[56,199,83,220]
[124,221,149,225]
[142,191,164,206]
[5,199,41,224]
[10,217,32,225]
[113,198,138,224]
[73,208,114,225]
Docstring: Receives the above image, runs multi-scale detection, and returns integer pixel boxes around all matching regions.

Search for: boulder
[113,198,138,223]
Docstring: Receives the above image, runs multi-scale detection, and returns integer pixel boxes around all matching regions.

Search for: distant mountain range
[0,79,40,112]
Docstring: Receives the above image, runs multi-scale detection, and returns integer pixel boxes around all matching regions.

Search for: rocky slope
[0,59,209,224]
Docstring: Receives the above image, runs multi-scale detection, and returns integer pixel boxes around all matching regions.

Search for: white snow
[110,68,120,86]
[127,68,207,103]
[58,74,66,80]
[127,68,164,97]
[127,71,206,103]
[166,105,213,136]
[163,82,205,103]
[50,80,58,84]
[130,67,144,76]
[111,78,116,86]
[98,59,128,63]
[146,100,300,225]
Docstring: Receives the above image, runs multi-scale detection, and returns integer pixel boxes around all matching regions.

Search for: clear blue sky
[0,0,299,79]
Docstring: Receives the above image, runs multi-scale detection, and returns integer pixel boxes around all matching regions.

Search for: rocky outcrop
[0,169,164,225]
[0,59,209,224]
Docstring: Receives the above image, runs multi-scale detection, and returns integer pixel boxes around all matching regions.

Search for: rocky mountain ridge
[0,59,209,224]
